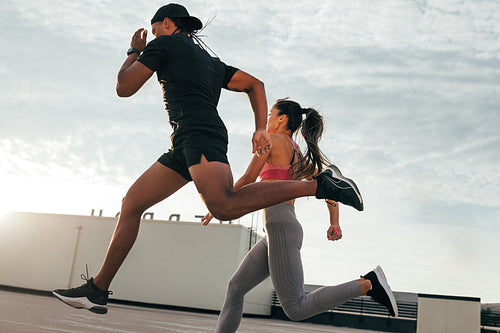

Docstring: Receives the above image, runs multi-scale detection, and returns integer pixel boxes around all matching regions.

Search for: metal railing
[272,292,418,319]
[482,309,500,328]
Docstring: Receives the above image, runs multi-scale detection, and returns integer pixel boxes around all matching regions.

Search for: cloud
[3,0,499,204]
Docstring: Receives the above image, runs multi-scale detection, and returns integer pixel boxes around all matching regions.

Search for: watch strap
[127,47,141,56]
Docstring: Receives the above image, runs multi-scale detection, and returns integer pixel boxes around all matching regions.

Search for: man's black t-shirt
[138,33,238,145]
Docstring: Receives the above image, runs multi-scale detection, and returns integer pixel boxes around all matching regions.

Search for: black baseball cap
[151,3,202,30]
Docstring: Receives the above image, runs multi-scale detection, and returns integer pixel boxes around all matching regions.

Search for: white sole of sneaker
[52,291,108,314]
[327,165,364,206]
[373,266,398,317]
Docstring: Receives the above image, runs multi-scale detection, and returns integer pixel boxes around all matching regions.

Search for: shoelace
[79,264,113,296]
[80,264,91,283]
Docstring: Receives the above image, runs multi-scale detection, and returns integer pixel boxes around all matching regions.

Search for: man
[53,3,363,314]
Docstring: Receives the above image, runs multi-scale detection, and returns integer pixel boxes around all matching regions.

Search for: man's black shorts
[157,131,229,181]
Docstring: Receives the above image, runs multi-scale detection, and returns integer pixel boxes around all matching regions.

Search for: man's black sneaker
[314,164,363,211]
[53,276,112,314]
[363,265,398,317]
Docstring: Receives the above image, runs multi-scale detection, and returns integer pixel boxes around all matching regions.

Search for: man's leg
[189,156,316,221]
[94,162,188,290]
[53,162,188,313]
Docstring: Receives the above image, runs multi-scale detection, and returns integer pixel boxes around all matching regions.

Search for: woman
[203,99,398,332]
[52,4,363,314]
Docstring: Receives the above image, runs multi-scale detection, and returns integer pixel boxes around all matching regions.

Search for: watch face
[127,47,139,55]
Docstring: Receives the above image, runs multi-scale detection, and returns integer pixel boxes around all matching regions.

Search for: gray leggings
[215,203,362,333]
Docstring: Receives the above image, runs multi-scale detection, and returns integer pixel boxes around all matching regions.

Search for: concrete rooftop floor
[0,289,382,333]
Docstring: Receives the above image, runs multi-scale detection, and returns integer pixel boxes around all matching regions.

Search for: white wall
[417,294,481,333]
[0,212,273,315]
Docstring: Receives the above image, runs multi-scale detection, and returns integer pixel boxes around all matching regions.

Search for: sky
[1,0,499,303]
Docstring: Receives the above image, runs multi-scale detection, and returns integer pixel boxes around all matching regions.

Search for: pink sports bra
[259,137,299,181]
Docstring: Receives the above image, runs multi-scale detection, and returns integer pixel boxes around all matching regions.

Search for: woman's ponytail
[274,99,330,180]
[296,107,330,179]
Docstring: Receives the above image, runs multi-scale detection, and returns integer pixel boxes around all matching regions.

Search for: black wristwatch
[127,47,141,56]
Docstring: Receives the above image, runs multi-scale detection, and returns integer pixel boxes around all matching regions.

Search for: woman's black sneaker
[314,164,364,211]
[53,276,112,314]
[362,265,398,317]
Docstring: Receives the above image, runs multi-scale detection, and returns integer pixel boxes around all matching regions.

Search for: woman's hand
[252,129,272,156]
[327,224,342,241]
[201,212,214,226]
[131,28,148,52]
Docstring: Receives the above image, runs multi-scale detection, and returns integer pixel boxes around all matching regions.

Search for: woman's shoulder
[268,134,296,164]
[269,133,289,146]
[270,133,297,148]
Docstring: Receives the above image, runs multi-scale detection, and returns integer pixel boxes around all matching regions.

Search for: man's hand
[252,130,272,156]
[131,28,148,52]
[116,29,154,97]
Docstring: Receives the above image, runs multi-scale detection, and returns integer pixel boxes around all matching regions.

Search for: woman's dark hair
[274,98,330,179]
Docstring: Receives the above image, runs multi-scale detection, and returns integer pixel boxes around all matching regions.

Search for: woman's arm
[304,168,342,241]
[233,152,268,191]
[326,199,342,241]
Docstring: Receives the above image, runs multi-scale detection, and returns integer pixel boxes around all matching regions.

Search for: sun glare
[0,209,10,219]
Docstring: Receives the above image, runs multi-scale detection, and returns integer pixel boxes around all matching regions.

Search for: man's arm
[116,28,154,97]
[226,70,271,155]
